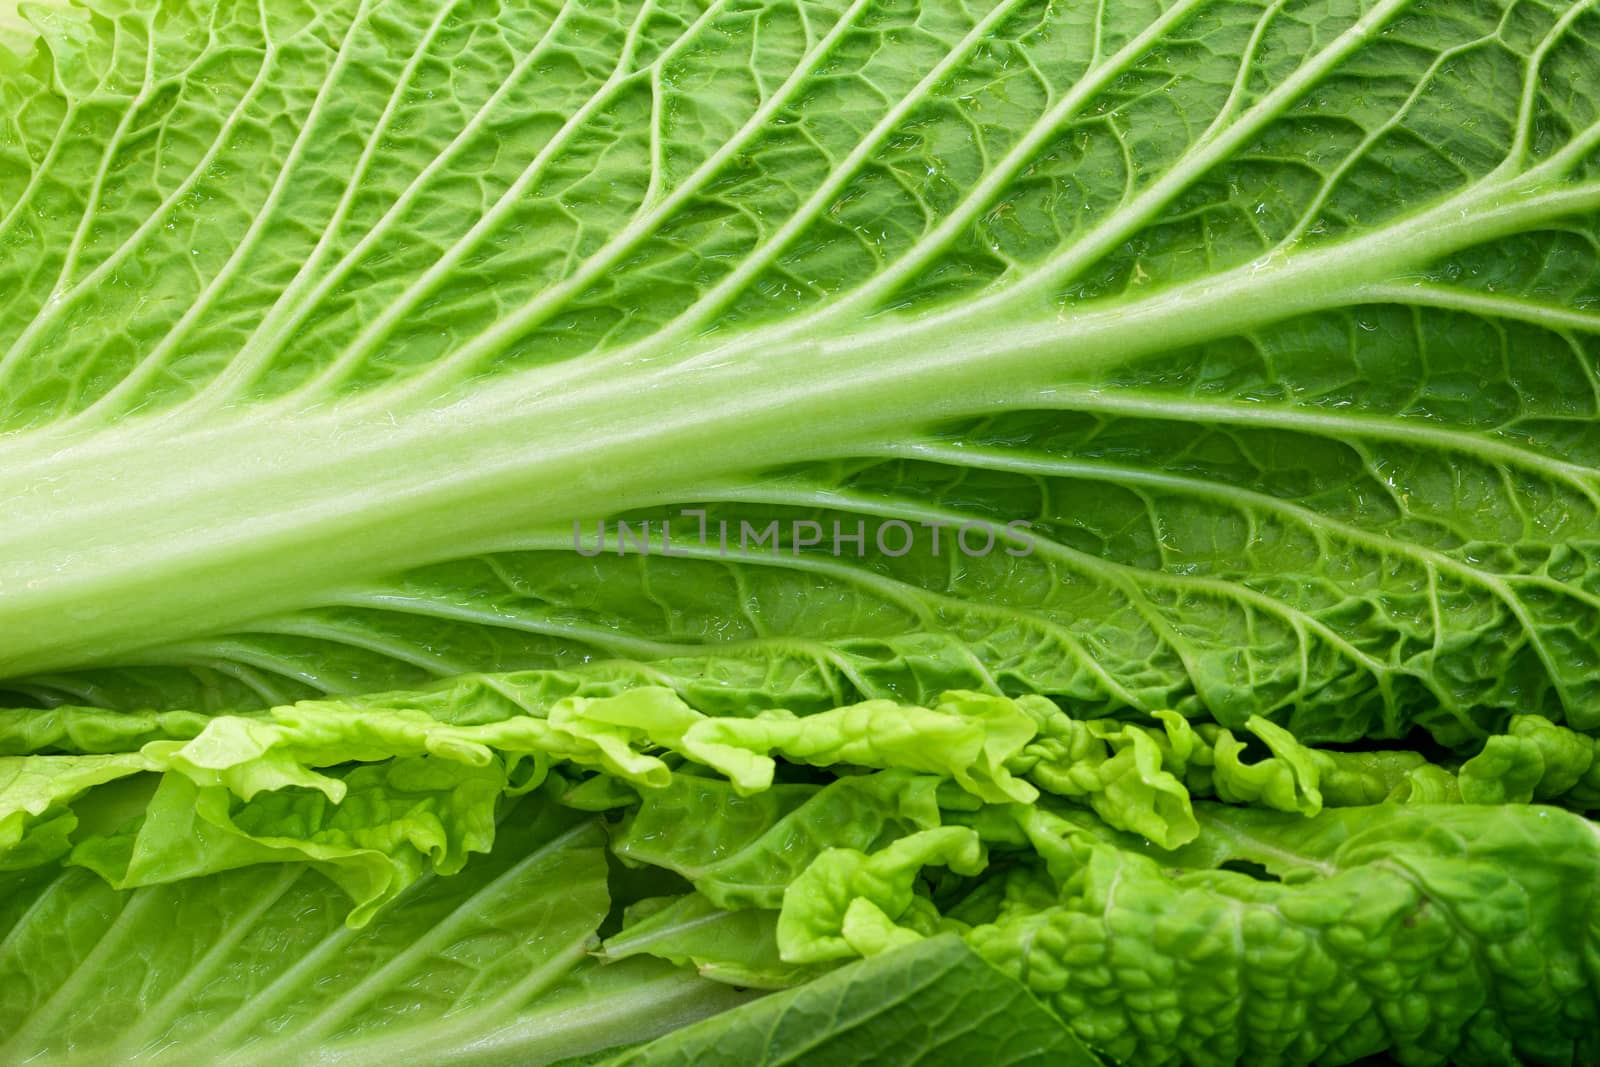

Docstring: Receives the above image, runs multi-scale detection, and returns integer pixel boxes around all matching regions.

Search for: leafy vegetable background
[2,0,1600,1062]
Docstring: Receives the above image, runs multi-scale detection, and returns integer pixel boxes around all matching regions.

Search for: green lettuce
[602,935,1105,1067]
[0,794,756,1066]
[6,0,1600,1062]
[2,677,1598,1064]
[1,0,1599,752]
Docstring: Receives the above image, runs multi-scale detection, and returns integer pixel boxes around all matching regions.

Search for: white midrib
[0,172,1594,678]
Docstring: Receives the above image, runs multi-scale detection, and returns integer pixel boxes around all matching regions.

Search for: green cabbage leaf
[7,0,1600,1062]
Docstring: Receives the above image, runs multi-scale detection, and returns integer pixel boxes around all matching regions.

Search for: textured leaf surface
[4,666,1600,1064]
[969,802,1600,1066]
[0,794,753,1066]
[1,0,1600,748]
[9,2,1600,1063]
[600,934,1105,1067]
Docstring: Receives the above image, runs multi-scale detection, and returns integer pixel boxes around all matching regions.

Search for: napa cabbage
[5,0,1600,1062]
